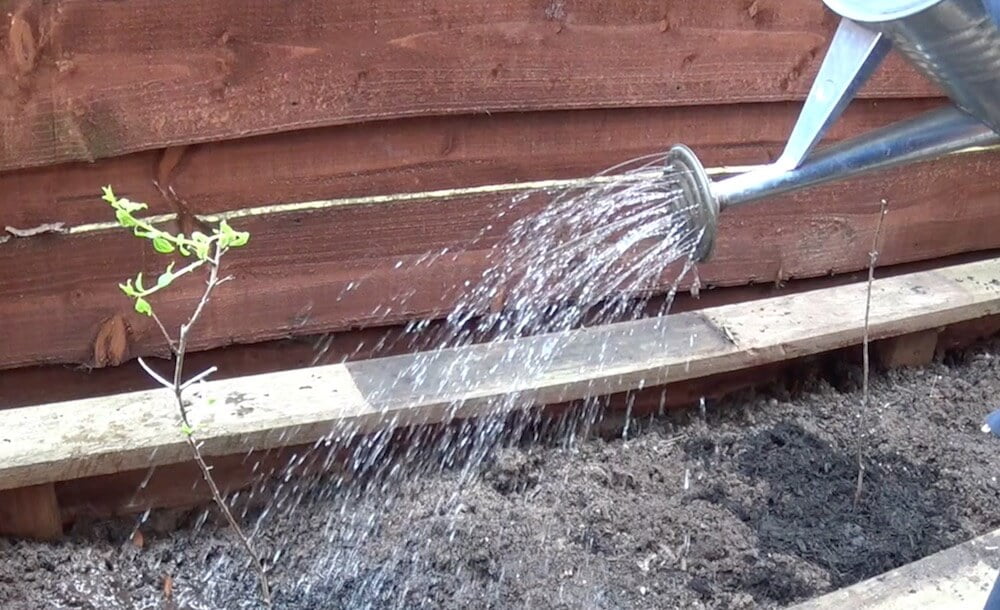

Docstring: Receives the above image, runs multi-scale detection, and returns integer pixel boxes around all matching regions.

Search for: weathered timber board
[0,0,937,171]
[791,528,1000,609]
[2,143,1000,371]
[29,314,1000,525]
[0,99,943,230]
[49,360,816,522]
[3,249,998,411]
[2,257,999,491]
[0,483,61,539]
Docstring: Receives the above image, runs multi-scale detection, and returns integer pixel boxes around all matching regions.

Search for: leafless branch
[171,247,224,407]
[150,311,178,354]
[855,199,888,509]
[137,357,173,390]
[180,366,219,391]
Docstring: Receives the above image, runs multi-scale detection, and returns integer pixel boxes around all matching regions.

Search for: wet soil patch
[3,339,1000,609]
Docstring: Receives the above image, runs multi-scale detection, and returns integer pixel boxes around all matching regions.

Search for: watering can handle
[776,18,890,171]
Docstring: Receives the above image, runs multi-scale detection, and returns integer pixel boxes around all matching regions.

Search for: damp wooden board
[792,528,1000,609]
[2,257,1000,491]
[0,0,938,172]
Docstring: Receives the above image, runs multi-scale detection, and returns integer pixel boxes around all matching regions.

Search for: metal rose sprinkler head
[669,0,1000,262]
[665,144,719,264]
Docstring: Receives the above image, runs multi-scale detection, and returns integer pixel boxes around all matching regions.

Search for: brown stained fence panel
[3,141,1000,371]
[0,0,937,172]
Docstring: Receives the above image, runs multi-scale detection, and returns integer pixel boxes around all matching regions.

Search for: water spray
[671,0,1000,261]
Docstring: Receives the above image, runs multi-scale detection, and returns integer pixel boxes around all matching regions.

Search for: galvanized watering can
[672,0,1000,262]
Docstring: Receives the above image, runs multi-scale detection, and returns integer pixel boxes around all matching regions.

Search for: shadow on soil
[686,421,965,595]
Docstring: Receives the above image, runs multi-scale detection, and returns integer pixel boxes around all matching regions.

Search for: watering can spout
[672,0,1000,262]
[702,105,1000,209]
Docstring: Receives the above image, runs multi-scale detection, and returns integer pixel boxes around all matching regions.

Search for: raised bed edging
[4,256,1000,539]
[792,528,1000,609]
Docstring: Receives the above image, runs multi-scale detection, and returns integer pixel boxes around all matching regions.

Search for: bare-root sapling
[103,187,272,605]
[854,198,889,509]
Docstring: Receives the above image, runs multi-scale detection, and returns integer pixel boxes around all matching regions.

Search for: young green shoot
[104,187,271,605]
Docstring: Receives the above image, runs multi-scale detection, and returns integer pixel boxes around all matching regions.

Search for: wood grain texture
[0,0,938,171]
[0,483,62,539]
[3,249,996,411]
[3,256,1000,492]
[874,330,939,369]
[49,359,815,524]
[0,99,944,230]
[56,442,343,523]
[3,135,1000,371]
[27,322,998,529]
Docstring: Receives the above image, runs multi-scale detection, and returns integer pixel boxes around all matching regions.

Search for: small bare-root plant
[854,198,889,509]
[102,187,272,605]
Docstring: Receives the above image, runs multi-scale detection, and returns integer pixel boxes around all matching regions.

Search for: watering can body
[838,0,1000,133]
[672,0,1000,262]
[766,0,1000,173]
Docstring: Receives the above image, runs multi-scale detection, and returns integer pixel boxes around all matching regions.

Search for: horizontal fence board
[0,0,938,171]
[0,99,944,231]
[2,140,1000,370]
[3,256,1000,491]
[4,250,999,411]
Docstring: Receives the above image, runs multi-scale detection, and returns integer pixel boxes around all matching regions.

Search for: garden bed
[3,335,1000,609]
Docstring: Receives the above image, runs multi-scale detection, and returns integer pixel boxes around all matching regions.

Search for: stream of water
[84,153,708,609]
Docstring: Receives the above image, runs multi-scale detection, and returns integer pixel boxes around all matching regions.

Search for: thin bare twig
[854,199,889,509]
[150,311,178,354]
[180,366,219,391]
[171,248,223,414]
[146,242,272,605]
[137,357,173,390]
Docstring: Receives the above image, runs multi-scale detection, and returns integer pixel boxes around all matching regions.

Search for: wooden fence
[2,0,999,404]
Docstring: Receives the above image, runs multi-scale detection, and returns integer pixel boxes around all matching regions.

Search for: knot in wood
[8,15,37,75]
[92,314,130,368]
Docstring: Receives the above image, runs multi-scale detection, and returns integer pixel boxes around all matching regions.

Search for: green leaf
[217,219,233,239]
[120,198,148,213]
[134,296,152,316]
[118,280,136,297]
[176,233,191,256]
[102,186,116,204]
[180,423,194,436]
[152,236,175,253]
[115,209,136,228]
[229,229,249,248]
[156,262,176,288]
[217,219,250,248]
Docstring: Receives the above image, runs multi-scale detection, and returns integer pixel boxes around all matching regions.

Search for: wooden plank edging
[2,257,1000,492]
[791,528,1000,609]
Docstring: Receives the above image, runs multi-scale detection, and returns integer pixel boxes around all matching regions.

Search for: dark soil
[4,340,1000,609]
